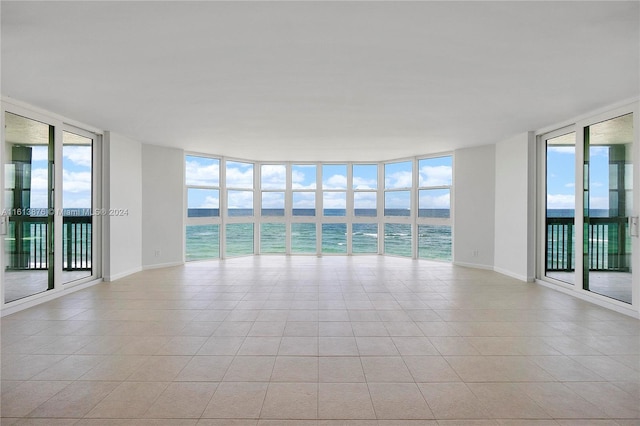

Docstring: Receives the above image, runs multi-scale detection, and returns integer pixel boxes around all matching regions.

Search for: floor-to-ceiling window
[183,156,454,260]
[417,155,453,261]
[322,164,347,254]
[260,164,286,254]
[225,160,255,257]
[185,155,220,261]
[352,164,379,254]
[291,164,317,254]
[383,160,413,257]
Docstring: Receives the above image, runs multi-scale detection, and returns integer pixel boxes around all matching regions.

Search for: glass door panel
[3,112,54,302]
[62,131,93,284]
[545,132,576,284]
[584,113,634,303]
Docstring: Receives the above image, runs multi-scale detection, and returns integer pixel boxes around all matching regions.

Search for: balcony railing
[5,216,92,271]
[547,216,630,272]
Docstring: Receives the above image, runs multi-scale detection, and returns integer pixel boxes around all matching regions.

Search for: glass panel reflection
[3,112,54,303]
[584,113,633,303]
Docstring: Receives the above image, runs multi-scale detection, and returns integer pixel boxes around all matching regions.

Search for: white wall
[454,144,496,269]
[103,132,143,281]
[494,132,535,281]
[141,144,184,268]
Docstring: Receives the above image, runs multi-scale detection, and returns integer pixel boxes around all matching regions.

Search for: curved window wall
[184,156,453,261]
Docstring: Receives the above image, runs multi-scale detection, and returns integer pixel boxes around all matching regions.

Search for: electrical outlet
[472,250,479,257]
[154,249,161,257]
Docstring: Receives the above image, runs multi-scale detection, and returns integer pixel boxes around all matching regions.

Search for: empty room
[1,1,639,424]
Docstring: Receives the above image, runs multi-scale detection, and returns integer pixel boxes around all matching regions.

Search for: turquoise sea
[186,209,452,262]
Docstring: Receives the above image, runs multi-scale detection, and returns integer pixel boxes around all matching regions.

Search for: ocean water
[186,209,452,261]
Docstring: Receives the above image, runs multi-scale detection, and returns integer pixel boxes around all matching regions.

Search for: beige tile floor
[1,255,639,425]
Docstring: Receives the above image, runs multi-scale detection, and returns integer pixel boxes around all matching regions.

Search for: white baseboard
[493,266,535,282]
[453,261,494,271]
[104,266,143,282]
[142,261,184,270]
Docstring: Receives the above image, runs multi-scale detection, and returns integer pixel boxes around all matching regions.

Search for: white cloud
[29,192,48,209]
[354,192,376,208]
[419,165,452,187]
[185,159,219,186]
[385,171,412,189]
[227,190,253,209]
[385,191,410,208]
[590,146,608,157]
[63,170,92,193]
[564,183,575,188]
[323,174,347,189]
[292,169,316,189]
[63,197,91,209]
[201,195,219,208]
[31,168,48,191]
[323,192,346,209]
[226,165,253,188]
[547,194,575,209]
[548,146,575,154]
[31,146,49,162]
[261,192,284,208]
[589,196,609,209]
[63,146,92,168]
[353,176,377,190]
[261,165,286,189]
[419,192,450,209]
[293,192,315,208]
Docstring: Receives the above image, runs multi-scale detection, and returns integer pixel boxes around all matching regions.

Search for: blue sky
[547,144,609,210]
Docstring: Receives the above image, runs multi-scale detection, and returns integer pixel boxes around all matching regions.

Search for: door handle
[630,216,639,237]
[0,215,7,236]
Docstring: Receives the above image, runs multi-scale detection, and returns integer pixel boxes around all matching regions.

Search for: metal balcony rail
[5,216,92,271]
[546,216,630,272]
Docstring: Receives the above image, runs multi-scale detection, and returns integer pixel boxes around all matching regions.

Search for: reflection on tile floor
[547,271,632,304]
[1,256,639,424]
[4,270,93,304]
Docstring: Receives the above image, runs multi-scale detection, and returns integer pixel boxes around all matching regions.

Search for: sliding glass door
[3,112,55,302]
[2,108,101,305]
[542,107,637,308]
[583,113,634,303]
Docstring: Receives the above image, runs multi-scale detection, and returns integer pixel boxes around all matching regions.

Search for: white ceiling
[2,1,639,161]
